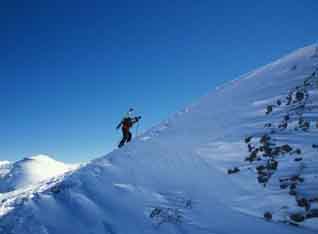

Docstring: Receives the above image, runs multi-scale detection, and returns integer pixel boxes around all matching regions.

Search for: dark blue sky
[1,1,317,163]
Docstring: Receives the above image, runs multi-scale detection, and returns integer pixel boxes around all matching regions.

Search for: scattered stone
[150,208,162,218]
[288,222,299,227]
[50,186,61,194]
[264,212,272,220]
[270,129,276,134]
[297,198,309,209]
[245,136,252,144]
[185,200,192,209]
[286,94,292,105]
[279,177,289,183]
[298,118,304,125]
[150,207,182,225]
[257,175,268,184]
[294,157,303,162]
[260,135,271,144]
[280,183,289,189]
[256,165,266,172]
[284,115,290,121]
[266,105,273,115]
[248,144,254,152]
[263,146,272,156]
[301,121,310,131]
[298,177,304,183]
[290,176,298,182]
[277,99,282,106]
[264,123,272,128]
[281,144,293,153]
[289,213,305,223]
[267,160,278,170]
[245,149,259,162]
[306,209,318,219]
[295,91,305,102]
[289,188,297,196]
[279,121,288,129]
[228,167,240,174]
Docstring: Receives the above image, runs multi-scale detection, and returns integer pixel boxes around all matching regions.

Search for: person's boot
[118,140,125,148]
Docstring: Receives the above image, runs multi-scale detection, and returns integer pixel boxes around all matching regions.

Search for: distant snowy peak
[0,161,10,166]
[0,161,12,180]
[0,154,78,193]
[20,154,71,168]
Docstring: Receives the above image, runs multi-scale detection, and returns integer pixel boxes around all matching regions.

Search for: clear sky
[1,1,317,163]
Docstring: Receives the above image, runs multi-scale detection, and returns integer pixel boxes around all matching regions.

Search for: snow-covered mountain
[0,161,9,166]
[1,44,318,234]
[0,155,77,193]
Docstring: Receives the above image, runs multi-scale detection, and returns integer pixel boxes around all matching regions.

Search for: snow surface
[1,44,318,234]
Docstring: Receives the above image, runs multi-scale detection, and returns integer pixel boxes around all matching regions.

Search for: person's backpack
[122,117,133,128]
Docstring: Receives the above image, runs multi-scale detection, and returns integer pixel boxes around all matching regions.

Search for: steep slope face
[0,155,77,193]
[1,45,318,234]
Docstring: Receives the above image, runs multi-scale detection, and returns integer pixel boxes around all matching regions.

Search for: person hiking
[116,108,141,148]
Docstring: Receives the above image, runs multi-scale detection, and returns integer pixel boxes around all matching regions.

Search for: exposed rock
[245,149,259,162]
[280,183,289,189]
[248,144,254,152]
[284,115,290,121]
[267,160,278,170]
[244,136,252,144]
[256,165,266,172]
[280,144,293,153]
[227,167,240,174]
[257,175,268,184]
[50,186,61,194]
[289,188,297,196]
[279,121,288,129]
[264,212,272,220]
[264,123,272,128]
[289,213,305,222]
[301,121,310,131]
[295,91,305,102]
[290,183,297,189]
[306,209,318,219]
[150,207,182,225]
[185,200,192,209]
[297,198,309,210]
[294,157,303,162]
[150,208,162,218]
[265,105,273,115]
[260,135,271,144]
[291,65,297,71]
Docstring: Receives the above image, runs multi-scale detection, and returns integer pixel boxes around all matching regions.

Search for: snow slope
[0,155,77,193]
[1,44,318,234]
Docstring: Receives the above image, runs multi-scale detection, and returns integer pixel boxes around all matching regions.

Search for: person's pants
[118,128,132,148]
